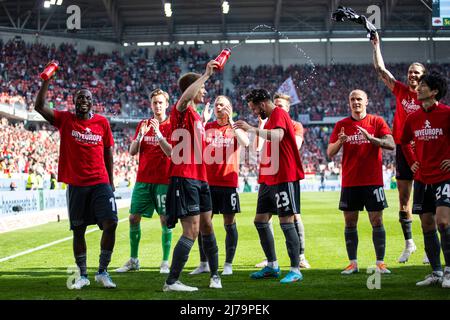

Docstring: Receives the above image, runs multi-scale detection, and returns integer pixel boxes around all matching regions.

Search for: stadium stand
[3,40,448,190]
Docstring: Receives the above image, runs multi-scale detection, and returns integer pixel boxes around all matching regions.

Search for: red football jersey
[330,114,391,187]
[392,81,422,144]
[53,111,114,186]
[204,121,239,188]
[401,103,450,184]
[168,104,208,182]
[133,118,171,185]
[259,107,304,185]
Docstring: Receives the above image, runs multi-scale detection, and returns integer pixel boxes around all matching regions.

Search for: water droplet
[231,24,320,92]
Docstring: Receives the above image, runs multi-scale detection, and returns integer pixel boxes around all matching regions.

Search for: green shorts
[130,182,168,218]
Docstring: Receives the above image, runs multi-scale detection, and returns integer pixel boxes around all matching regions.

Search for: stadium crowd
[0,39,222,118]
[2,39,443,189]
[2,38,447,120]
[231,63,449,121]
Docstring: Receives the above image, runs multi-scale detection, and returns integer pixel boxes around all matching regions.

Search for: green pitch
[0,190,449,300]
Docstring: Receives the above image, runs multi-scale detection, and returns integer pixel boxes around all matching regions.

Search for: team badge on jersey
[414,120,444,141]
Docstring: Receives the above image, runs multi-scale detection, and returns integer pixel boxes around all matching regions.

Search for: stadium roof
[0,0,444,44]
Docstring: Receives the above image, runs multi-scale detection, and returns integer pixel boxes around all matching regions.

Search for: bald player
[327,89,395,275]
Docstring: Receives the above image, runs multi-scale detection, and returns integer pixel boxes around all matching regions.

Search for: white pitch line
[0,218,128,263]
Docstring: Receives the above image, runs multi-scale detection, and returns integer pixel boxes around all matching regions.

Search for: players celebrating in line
[116,89,173,275]
[400,73,450,288]
[327,90,395,275]
[371,32,426,263]
[35,64,118,289]
[234,89,305,284]
[163,60,222,292]
[190,95,249,276]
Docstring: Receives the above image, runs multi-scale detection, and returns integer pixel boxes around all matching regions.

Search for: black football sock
[224,223,238,264]
[197,232,207,263]
[294,219,305,256]
[399,211,413,241]
[344,227,358,261]
[255,222,277,263]
[280,223,301,268]
[98,249,112,273]
[166,236,194,285]
[438,227,450,267]
[75,253,87,277]
[202,233,219,277]
[372,225,386,261]
[423,230,442,272]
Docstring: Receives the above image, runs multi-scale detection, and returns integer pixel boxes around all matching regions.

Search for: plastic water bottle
[40,61,59,81]
[214,49,231,70]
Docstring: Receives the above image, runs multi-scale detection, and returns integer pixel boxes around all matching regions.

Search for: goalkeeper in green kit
[116,89,174,274]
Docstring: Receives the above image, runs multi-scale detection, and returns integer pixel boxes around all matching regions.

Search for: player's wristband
[155,130,163,141]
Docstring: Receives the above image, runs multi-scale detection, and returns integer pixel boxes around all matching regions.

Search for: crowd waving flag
[277,76,300,105]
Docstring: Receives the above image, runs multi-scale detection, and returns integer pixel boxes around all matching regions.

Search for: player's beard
[260,110,267,120]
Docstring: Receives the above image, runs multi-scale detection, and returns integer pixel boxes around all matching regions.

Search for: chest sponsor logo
[71,127,102,144]
[414,120,444,141]
[206,131,234,148]
[346,129,371,145]
[143,134,160,146]
[401,98,420,114]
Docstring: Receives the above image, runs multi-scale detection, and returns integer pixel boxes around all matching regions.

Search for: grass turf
[0,190,449,300]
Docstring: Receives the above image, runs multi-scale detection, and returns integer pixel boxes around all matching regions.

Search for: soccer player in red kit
[234,89,305,284]
[35,65,118,289]
[400,73,450,288]
[371,31,426,263]
[163,60,222,292]
[115,89,173,275]
[327,89,395,275]
[190,95,249,276]
[255,92,311,269]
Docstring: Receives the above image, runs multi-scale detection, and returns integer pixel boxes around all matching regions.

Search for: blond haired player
[116,89,173,274]
[190,95,249,276]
